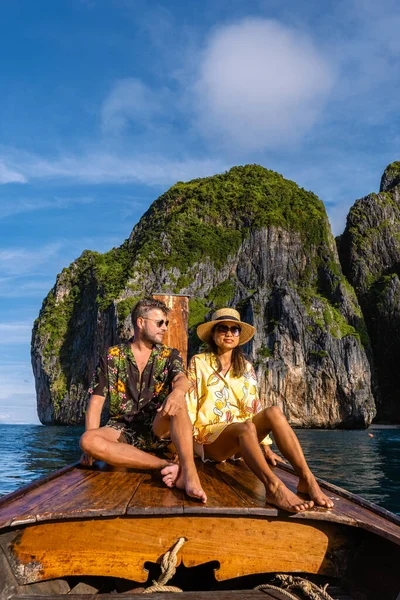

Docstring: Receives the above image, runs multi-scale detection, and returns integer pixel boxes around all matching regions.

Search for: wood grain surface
[8,515,354,584]
[0,460,399,546]
[153,294,189,367]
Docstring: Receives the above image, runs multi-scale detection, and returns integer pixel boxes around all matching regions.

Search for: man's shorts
[106,419,171,453]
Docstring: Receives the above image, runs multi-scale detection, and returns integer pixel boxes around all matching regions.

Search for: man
[80,297,207,503]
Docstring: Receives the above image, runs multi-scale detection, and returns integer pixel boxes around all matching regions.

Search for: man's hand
[157,389,186,417]
[80,451,94,467]
[262,445,287,466]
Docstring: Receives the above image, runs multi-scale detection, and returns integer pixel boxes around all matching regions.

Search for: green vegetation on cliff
[36,164,333,354]
[380,161,400,192]
[34,164,364,421]
[33,244,135,415]
[132,165,328,274]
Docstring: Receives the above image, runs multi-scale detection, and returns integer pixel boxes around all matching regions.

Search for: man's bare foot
[265,480,314,513]
[161,463,207,503]
[297,475,334,508]
[161,463,179,488]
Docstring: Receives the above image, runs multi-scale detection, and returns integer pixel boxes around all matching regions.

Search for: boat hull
[0,461,399,599]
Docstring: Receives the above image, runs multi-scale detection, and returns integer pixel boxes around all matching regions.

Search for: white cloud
[101,78,171,134]
[0,394,39,424]
[0,277,53,298]
[0,244,62,277]
[194,18,335,151]
[0,363,38,425]
[0,322,33,344]
[0,361,34,392]
[0,151,228,186]
[0,195,94,219]
[0,160,27,184]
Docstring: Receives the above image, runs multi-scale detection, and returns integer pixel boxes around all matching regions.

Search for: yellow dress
[186,352,272,446]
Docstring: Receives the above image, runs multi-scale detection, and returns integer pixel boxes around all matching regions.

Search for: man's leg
[201,421,313,513]
[252,407,334,508]
[153,411,207,503]
[80,427,171,471]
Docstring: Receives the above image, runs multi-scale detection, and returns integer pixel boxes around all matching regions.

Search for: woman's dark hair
[207,334,246,378]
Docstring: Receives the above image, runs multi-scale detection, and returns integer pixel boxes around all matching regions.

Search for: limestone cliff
[338,161,400,423]
[32,165,375,427]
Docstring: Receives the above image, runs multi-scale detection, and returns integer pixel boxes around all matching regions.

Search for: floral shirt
[91,343,184,425]
[186,352,272,446]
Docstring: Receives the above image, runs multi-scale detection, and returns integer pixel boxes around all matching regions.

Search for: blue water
[0,424,399,514]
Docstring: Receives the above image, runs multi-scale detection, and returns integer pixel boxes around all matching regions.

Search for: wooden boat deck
[0,460,399,540]
[0,461,399,599]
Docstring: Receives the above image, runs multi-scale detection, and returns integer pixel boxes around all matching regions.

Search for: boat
[1,295,399,600]
[0,459,399,599]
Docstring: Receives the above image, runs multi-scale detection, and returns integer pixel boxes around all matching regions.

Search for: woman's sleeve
[248,363,272,446]
[186,356,199,427]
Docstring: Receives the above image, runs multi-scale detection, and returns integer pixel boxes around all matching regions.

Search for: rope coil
[143,537,187,593]
[256,574,335,600]
[142,538,335,599]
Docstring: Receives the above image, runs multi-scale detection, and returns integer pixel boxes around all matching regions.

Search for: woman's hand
[262,446,287,466]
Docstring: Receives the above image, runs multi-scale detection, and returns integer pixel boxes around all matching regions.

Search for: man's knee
[80,430,98,453]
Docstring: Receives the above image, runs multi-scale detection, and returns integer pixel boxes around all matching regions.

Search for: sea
[0,424,399,515]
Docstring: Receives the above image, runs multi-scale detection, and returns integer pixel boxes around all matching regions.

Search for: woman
[163,308,333,513]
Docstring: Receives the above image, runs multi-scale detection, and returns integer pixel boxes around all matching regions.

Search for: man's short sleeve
[90,354,109,398]
[167,348,185,382]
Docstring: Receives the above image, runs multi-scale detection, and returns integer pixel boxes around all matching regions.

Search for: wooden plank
[6,516,356,584]
[325,494,400,545]
[274,466,400,544]
[153,294,189,368]
[0,467,97,529]
[35,469,145,521]
[127,471,184,515]
[271,468,355,524]
[213,461,278,515]
[277,463,400,526]
[0,463,77,510]
[0,541,71,598]
[183,462,251,514]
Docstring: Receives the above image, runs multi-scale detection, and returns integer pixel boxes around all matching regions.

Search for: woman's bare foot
[297,475,334,508]
[161,463,207,503]
[176,467,207,503]
[265,480,314,513]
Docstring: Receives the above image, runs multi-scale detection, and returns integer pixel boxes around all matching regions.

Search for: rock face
[32,165,375,427]
[338,161,400,423]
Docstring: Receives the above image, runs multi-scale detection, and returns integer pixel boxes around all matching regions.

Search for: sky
[1,0,399,424]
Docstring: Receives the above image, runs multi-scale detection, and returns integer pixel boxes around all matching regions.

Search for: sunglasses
[214,324,241,336]
[143,317,169,328]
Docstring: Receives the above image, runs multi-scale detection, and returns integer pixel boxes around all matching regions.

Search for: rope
[255,583,302,599]
[141,540,335,599]
[143,537,187,594]
[256,574,335,600]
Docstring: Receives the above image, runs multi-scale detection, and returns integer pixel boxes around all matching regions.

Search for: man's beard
[142,329,164,346]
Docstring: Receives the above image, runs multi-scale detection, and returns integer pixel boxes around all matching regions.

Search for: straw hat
[197,308,256,346]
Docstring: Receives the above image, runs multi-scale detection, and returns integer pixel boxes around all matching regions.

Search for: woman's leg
[252,407,334,508]
[203,421,313,513]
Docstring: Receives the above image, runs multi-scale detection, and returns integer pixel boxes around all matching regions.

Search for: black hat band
[215,315,240,322]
